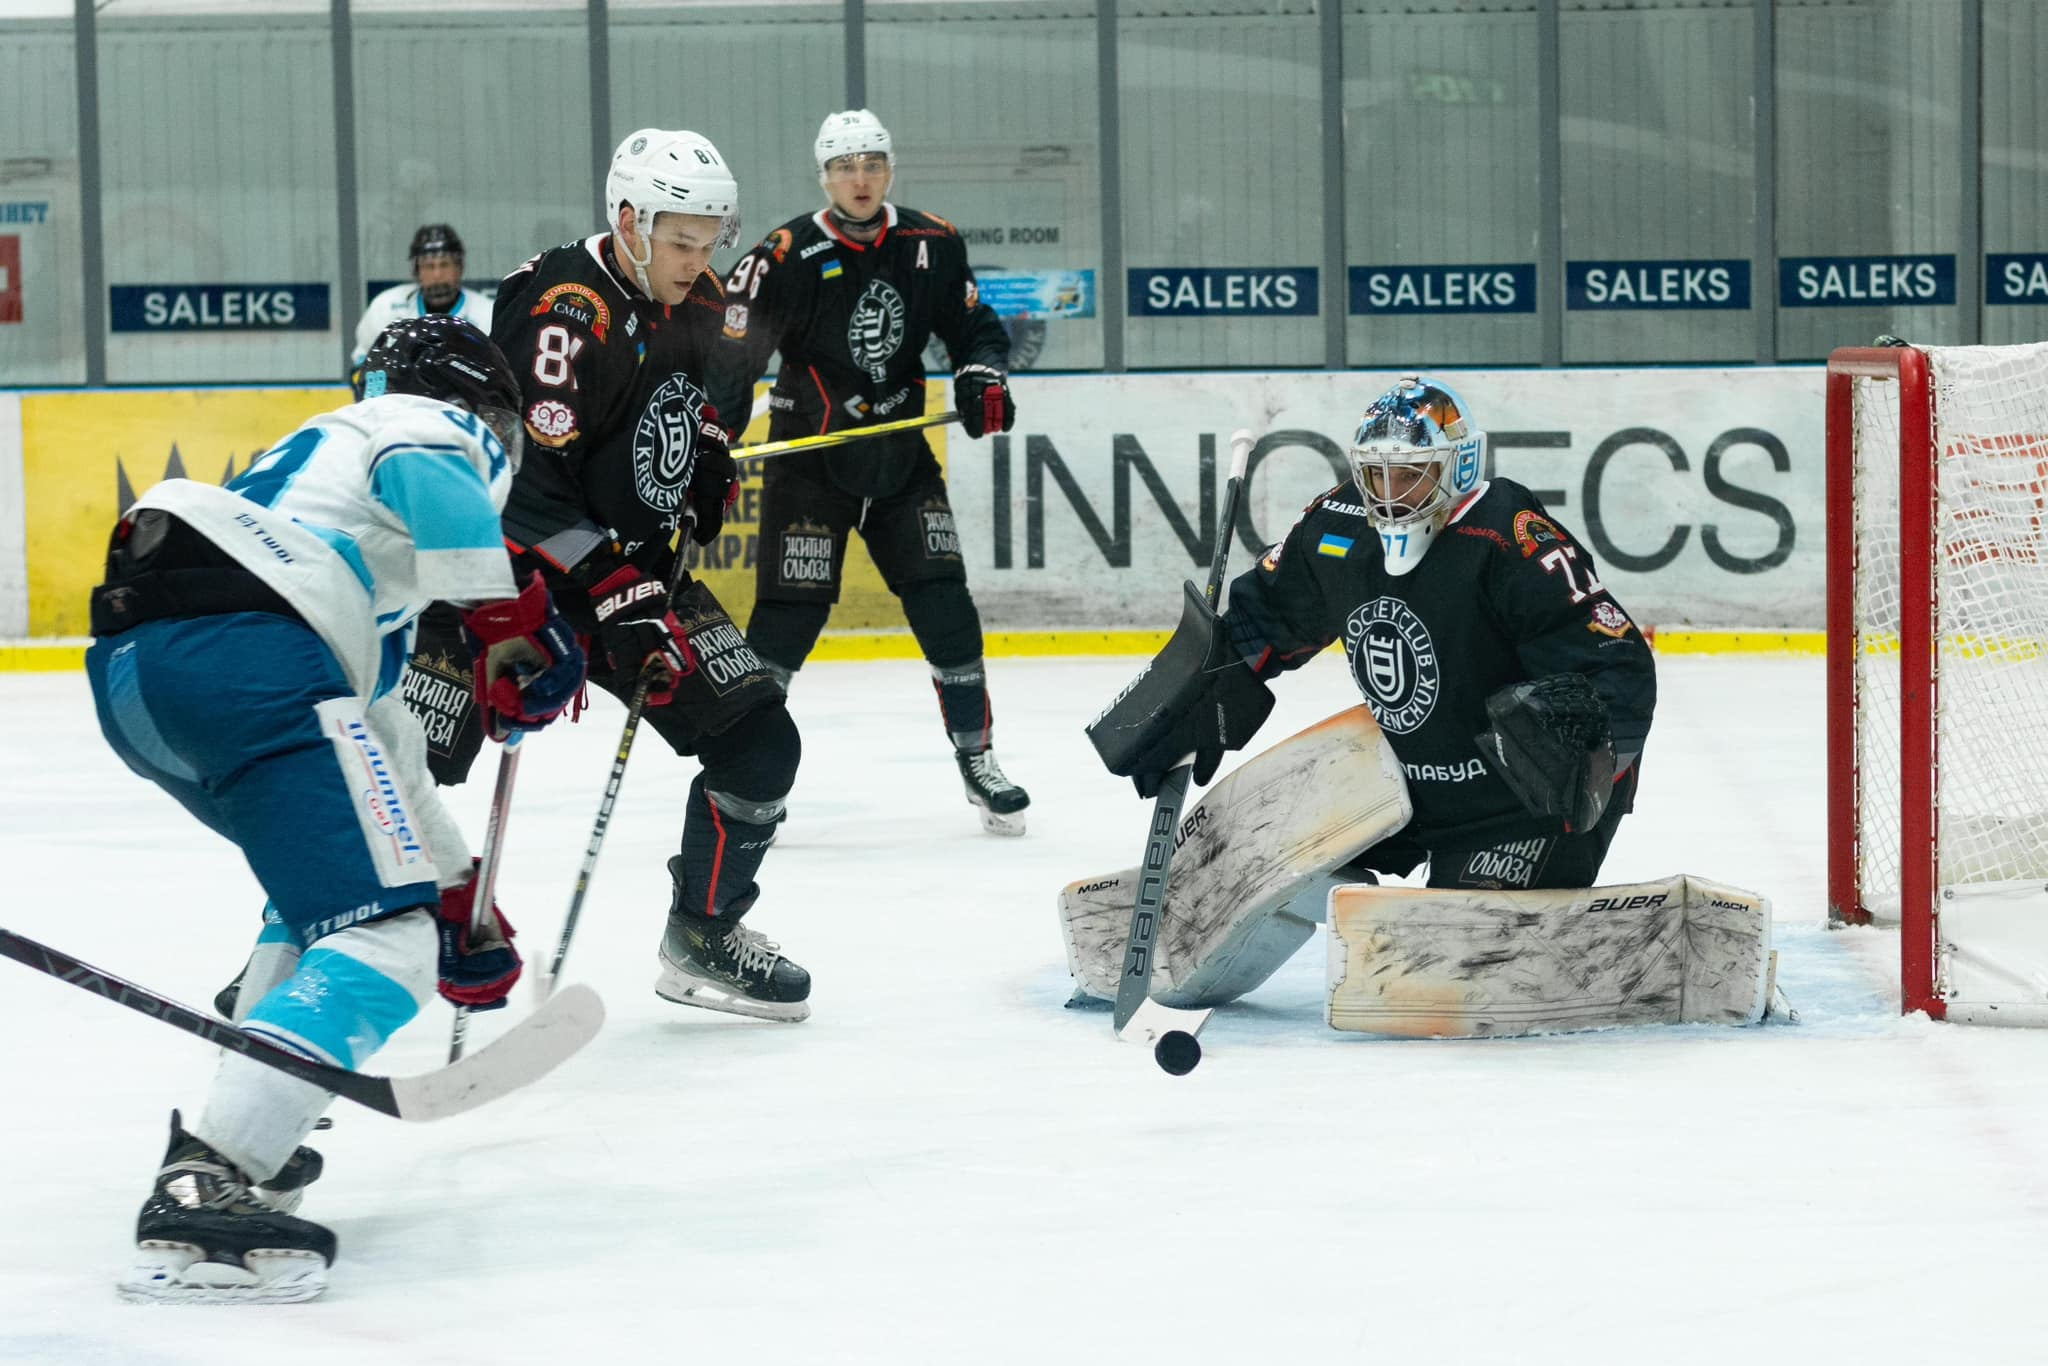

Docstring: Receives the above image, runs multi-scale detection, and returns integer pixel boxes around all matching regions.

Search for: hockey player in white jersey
[85,315,586,1304]
[349,224,494,391]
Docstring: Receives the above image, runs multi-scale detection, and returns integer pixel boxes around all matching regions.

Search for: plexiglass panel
[0,18,85,385]
[1982,0,2048,346]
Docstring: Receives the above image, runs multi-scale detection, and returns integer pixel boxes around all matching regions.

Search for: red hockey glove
[459,571,587,741]
[435,859,521,1010]
[591,564,695,706]
[953,364,1015,440]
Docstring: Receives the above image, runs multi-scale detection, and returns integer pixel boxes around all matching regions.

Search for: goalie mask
[1347,375,1486,576]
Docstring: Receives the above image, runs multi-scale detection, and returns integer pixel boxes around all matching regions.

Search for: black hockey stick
[0,926,603,1121]
[533,517,696,1003]
[1109,429,1257,1069]
[448,728,524,1061]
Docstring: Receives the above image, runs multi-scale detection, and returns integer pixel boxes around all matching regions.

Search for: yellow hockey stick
[731,409,961,462]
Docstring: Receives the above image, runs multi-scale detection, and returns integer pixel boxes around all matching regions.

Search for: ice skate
[957,747,1029,836]
[654,859,811,1022]
[118,1111,336,1305]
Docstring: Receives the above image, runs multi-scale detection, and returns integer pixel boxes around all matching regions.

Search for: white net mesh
[1853,342,2048,920]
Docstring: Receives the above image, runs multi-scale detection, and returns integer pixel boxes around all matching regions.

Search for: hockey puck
[1154,1029,1201,1076]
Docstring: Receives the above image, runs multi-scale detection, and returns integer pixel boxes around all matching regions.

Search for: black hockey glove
[459,571,588,741]
[1474,673,1617,834]
[590,564,695,707]
[435,859,521,1010]
[954,364,1015,440]
[1088,581,1274,798]
[688,404,738,546]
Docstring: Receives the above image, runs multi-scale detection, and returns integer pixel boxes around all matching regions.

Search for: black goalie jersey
[706,205,1010,497]
[492,234,727,571]
[1224,478,1658,848]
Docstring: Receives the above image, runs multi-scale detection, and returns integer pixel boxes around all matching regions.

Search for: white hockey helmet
[1348,375,1487,576]
[605,128,742,251]
[814,109,894,180]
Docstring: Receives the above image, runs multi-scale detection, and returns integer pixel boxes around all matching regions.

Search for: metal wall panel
[1774,0,1963,361]
[353,9,590,325]
[871,2,1102,370]
[1119,1,1323,369]
[1981,0,2048,345]
[0,21,86,384]
[1561,1,1754,364]
[98,15,339,382]
[1343,0,1540,368]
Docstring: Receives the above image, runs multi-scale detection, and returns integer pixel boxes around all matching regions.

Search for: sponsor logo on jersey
[723,303,749,339]
[1345,597,1440,735]
[1402,757,1488,783]
[821,259,844,280]
[920,500,961,559]
[1316,532,1353,558]
[768,229,794,263]
[1512,510,1565,558]
[625,312,638,336]
[402,651,473,755]
[847,279,907,383]
[525,398,577,447]
[800,239,833,261]
[688,617,769,695]
[1455,838,1548,889]
[964,280,980,310]
[1320,498,1370,518]
[778,520,837,588]
[1587,600,1634,640]
[530,283,609,341]
[631,374,708,514]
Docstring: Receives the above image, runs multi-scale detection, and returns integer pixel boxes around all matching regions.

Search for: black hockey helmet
[359,315,524,469]
[409,223,465,263]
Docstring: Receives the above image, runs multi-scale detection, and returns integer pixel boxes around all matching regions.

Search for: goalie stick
[0,926,604,1122]
[1109,428,1257,1064]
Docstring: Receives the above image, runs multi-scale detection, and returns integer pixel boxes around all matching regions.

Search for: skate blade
[973,804,1027,837]
[119,1242,327,1305]
[654,964,811,1023]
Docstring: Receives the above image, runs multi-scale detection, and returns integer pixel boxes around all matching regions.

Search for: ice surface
[2,653,2046,1365]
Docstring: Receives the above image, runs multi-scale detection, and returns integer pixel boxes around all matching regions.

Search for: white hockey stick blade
[389,983,604,1121]
[1116,995,1211,1046]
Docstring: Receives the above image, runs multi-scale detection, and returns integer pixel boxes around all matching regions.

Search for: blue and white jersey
[131,393,517,701]
[351,285,495,366]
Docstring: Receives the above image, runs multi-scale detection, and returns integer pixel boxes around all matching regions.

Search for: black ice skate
[655,860,811,1023]
[956,747,1029,836]
[119,1111,336,1305]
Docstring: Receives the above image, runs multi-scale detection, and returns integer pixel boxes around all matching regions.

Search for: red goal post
[1826,342,2048,1022]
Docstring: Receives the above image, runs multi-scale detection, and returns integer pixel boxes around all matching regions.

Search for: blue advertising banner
[110,284,331,332]
[1986,254,2048,306]
[1348,264,1536,315]
[976,269,1096,320]
[1566,259,1750,311]
[1128,267,1318,317]
[1778,255,1955,308]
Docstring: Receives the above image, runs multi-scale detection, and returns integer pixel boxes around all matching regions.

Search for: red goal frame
[1824,345,1939,1017]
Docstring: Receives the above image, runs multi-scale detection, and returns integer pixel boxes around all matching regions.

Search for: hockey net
[1827,341,2048,1021]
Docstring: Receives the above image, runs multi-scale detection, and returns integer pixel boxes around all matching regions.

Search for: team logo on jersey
[632,374,708,514]
[847,279,907,382]
[768,229,794,264]
[1513,510,1565,558]
[723,303,749,339]
[525,399,577,448]
[1344,598,1439,735]
[530,283,609,341]
[1259,541,1284,572]
[1588,600,1634,639]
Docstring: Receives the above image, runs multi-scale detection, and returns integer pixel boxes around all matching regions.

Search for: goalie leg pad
[1060,705,1411,1008]
[1324,874,1772,1038]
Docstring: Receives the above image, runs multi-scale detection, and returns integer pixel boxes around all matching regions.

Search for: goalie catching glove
[1475,673,1616,833]
[459,571,587,741]
[1087,581,1275,797]
[435,858,521,1009]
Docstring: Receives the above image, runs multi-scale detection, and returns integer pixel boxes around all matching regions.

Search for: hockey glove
[954,364,1015,440]
[1088,581,1275,798]
[688,404,740,545]
[459,571,588,741]
[591,564,696,707]
[1474,673,1617,834]
[435,859,521,1010]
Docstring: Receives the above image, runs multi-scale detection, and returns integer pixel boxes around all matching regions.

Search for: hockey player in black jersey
[407,127,812,1022]
[705,108,1031,836]
[1095,376,1657,891]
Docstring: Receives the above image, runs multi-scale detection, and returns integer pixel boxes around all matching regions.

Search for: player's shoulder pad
[1448,477,1578,556]
[756,214,822,265]
[682,269,727,320]
[360,393,502,482]
[895,206,962,239]
[1307,481,1371,523]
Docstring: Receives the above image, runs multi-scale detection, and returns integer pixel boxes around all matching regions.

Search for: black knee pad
[747,600,833,673]
[696,700,800,805]
[899,580,984,669]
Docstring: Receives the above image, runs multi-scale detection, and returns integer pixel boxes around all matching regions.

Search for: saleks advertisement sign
[943,369,1827,631]
[20,387,344,635]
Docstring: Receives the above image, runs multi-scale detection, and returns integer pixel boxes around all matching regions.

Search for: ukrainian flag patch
[1316,533,1354,558]
[820,259,843,279]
